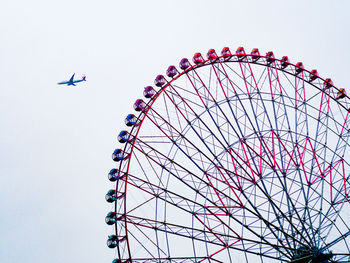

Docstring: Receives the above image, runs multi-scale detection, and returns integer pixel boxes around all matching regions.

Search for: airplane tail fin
[82,75,86,81]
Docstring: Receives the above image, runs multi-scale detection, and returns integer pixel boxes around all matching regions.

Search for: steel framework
[106,47,350,263]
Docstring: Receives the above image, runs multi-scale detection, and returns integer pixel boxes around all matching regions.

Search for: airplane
[57,73,86,86]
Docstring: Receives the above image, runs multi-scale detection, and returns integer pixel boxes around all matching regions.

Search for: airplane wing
[69,73,75,82]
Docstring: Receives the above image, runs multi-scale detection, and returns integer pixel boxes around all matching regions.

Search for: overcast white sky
[0,0,349,262]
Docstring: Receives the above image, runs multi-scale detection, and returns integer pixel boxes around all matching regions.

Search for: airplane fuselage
[57,74,86,86]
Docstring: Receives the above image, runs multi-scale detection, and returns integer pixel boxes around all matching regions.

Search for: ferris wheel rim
[109,48,350,262]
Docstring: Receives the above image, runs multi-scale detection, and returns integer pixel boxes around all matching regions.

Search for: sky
[0,0,349,262]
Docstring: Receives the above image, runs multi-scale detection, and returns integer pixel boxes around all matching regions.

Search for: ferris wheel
[106,46,350,263]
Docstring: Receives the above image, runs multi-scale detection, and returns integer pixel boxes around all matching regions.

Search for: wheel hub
[291,247,333,263]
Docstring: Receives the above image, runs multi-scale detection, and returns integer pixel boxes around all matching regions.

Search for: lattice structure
[106,47,350,263]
